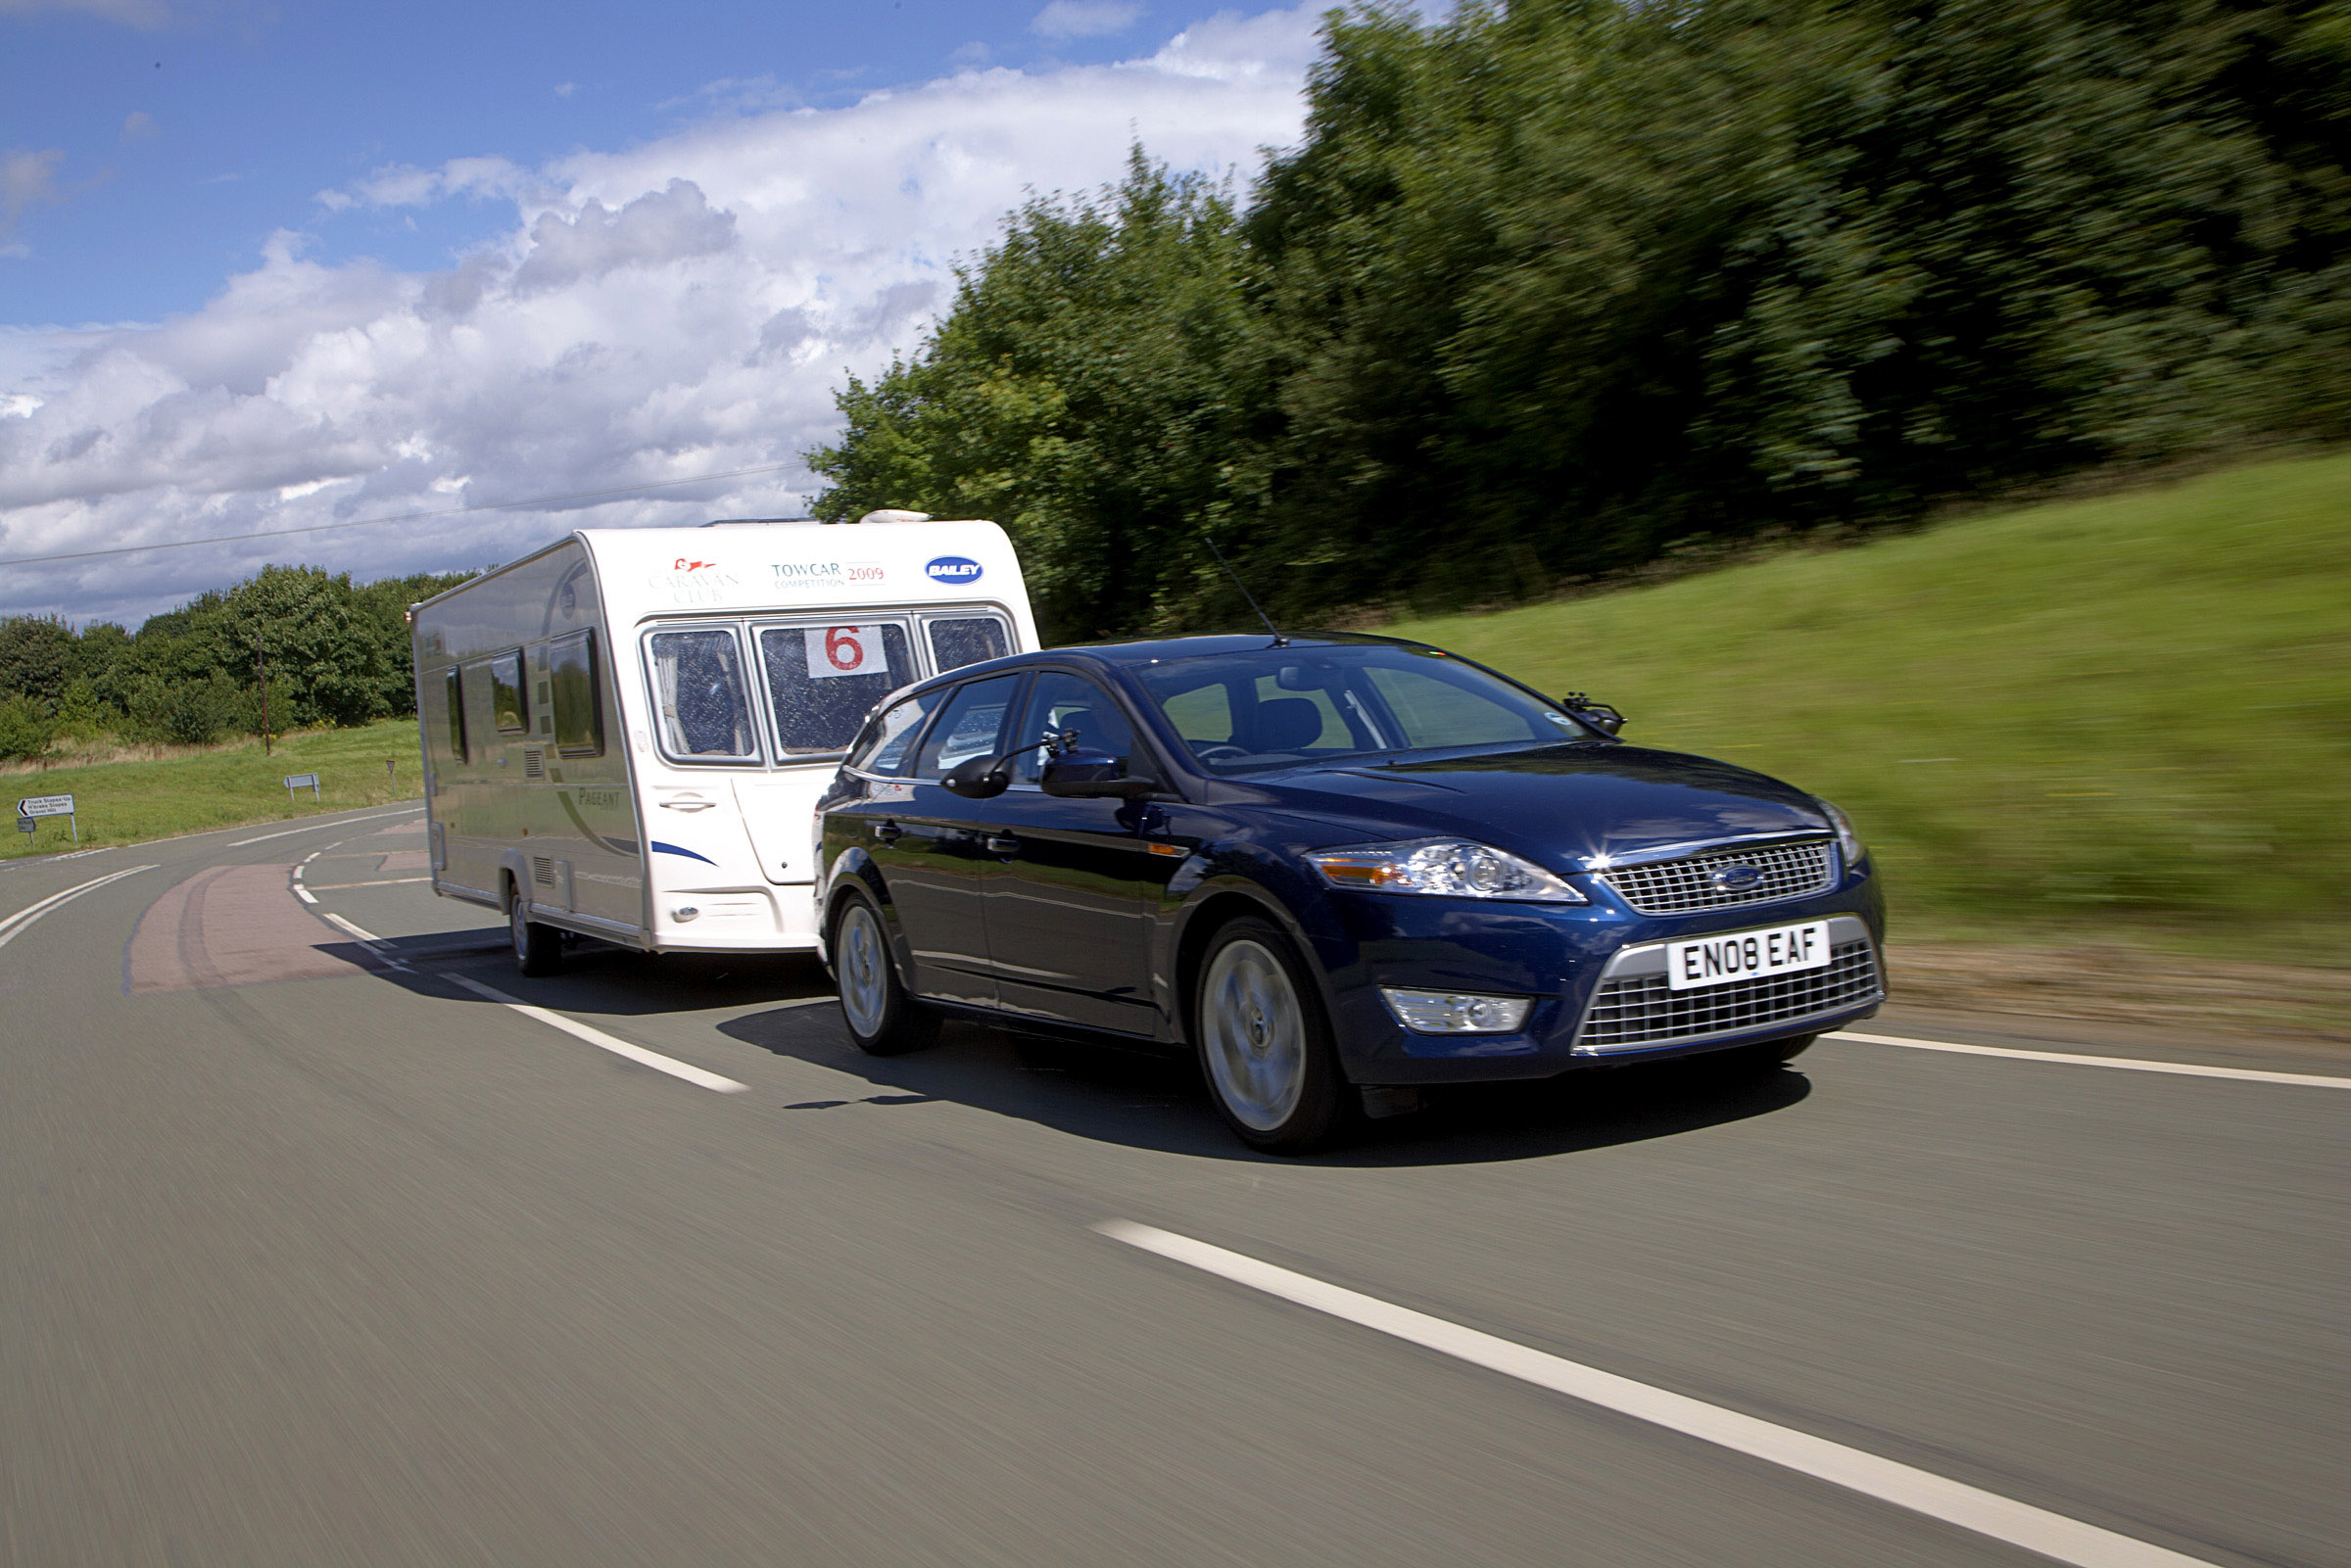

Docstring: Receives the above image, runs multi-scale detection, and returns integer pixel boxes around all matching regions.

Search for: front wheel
[1195,918,1350,1153]
[509,888,563,977]
[831,893,939,1056]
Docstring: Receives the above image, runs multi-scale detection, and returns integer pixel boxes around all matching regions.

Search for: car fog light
[1380,988,1532,1035]
[673,905,699,922]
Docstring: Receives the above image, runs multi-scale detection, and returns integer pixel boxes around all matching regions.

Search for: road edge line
[449,974,748,1094]
[1825,1030,2349,1089]
[0,865,159,951]
[1094,1220,2218,1568]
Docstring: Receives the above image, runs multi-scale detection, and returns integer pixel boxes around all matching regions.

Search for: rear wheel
[1195,918,1350,1154]
[832,893,939,1056]
[508,883,563,977]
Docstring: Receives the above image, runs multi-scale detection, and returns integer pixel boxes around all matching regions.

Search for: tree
[0,615,76,713]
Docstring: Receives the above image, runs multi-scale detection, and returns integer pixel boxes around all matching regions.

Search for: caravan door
[734,618,923,883]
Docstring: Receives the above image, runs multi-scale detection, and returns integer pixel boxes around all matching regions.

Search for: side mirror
[941,754,1012,798]
[1040,749,1155,799]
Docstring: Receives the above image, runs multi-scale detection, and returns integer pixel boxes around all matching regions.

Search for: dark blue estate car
[815,634,1884,1152]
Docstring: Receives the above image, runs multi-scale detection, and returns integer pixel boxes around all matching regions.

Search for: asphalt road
[3,805,2343,1567]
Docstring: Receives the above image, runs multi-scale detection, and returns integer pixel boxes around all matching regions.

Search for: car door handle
[871,821,903,843]
[984,834,1021,856]
[660,797,715,812]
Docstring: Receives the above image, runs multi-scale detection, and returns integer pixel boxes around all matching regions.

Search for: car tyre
[832,892,939,1057]
[1195,917,1351,1154]
[509,884,563,977]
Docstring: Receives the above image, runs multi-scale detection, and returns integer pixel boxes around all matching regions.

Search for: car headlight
[1821,800,1866,867]
[1305,837,1587,903]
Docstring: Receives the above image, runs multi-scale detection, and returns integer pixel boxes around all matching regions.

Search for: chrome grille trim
[1597,838,1836,916]
[1572,917,1882,1056]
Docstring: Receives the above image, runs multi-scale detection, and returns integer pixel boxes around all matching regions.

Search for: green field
[1388,451,2351,964]
[2,720,420,859]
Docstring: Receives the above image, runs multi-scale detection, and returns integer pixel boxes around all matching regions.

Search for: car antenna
[1197,529,1286,646]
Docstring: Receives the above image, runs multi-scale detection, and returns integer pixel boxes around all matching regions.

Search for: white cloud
[1031,1,1144,40]
[553,81,576,98]
[0,4,1323,625]
[3,148,66,241]
[121,111,159,142]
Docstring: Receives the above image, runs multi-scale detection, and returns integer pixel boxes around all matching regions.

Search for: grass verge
[3,719,420,860]
[1387,450,2350,968]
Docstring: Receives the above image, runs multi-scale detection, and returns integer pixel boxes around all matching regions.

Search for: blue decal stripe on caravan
[650,840,720,866]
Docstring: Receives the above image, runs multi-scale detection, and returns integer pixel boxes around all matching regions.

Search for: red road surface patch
[125,865,381,993]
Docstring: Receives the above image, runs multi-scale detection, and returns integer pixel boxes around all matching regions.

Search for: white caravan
[409,518,1037,969]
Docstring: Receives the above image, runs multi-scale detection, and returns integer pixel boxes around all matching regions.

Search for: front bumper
[1312,878,1886,1085]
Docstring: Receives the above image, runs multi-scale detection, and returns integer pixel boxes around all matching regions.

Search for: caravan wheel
[509,885,563,977]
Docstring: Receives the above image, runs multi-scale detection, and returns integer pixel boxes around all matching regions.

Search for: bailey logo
[925,555,983,585]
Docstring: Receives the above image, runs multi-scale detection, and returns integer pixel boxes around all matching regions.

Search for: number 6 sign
[804,625,879,679]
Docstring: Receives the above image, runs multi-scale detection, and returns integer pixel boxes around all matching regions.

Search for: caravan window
[756,621,918,757]
[927,614,1011,673]
[442,668,468,762]
[551,630,602,757]
[489,650,528,734]
[648,627,759,762]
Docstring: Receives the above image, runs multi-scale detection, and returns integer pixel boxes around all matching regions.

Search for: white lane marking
[304,877,433,890]
[227,807,421,846]
[300,851,320,866]
[318,911,410,972]
[294,885,318,903]
[450,974,748,1094]
[1096,1221,2218,1568]
[770,996,836,1011]
[0,866,158,951]
[1827,1030,2350,1090]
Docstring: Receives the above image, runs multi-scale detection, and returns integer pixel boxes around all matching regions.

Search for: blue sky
[0,0,1328,624]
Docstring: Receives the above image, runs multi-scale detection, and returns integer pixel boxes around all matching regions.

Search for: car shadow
[379,932,839,1017]
[718,1002,1812,1168]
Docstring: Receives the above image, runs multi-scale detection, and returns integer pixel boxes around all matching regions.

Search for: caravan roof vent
[855,508,933,525]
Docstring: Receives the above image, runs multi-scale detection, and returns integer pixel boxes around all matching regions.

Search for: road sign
[15,816,31,835]
[284,773,321,800]
[17,794,73,818]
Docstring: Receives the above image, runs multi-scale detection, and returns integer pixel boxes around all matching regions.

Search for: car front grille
[1573,939,1881,1054]
[1596,839,1836,916]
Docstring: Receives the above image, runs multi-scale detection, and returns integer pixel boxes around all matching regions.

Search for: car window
[1366,665,1546,748]
[1251,674,1350,749]
[1135,643,1587,772]
[913,675,1020,779]
[1160,681,1232,744]
[648,627,759,761]
[927,615,1011,673]
[1012,673,1136,784]
[758,621,917,756]
[847,689,944,776]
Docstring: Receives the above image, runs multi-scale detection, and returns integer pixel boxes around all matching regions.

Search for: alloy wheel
[1200,937,1308,1132]
[838,902,890,1039]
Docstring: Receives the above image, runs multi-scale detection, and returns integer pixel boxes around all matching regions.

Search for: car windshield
[1131,642,1597,773]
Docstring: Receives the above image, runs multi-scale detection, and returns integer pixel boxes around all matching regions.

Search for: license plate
[1666,921,1831,991]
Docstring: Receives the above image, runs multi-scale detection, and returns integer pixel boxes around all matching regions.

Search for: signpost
[16,793,77,844]
[284,773,321,801]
